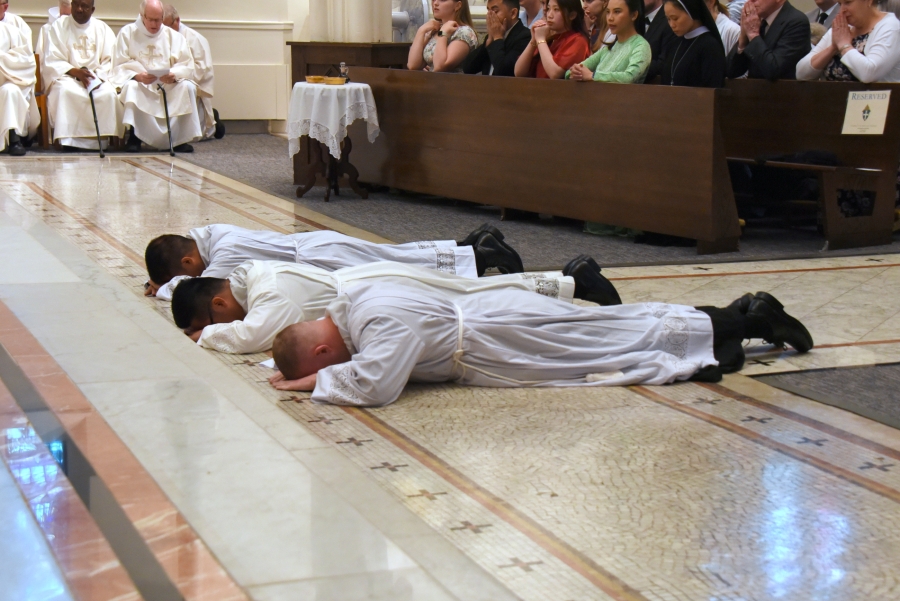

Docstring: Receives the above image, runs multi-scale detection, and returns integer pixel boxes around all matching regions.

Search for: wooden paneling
[347,66,740,253]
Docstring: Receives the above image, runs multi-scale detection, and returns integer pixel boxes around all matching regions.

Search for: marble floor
[1,155,899,601]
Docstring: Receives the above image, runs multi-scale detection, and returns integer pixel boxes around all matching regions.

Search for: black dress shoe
[7,140,25,156]
[124,131,141,152]
[7,132,25,156]
[567,256,622,306]
[747,294,813,353]
[562,254,590,277]
[473,231,524,275]
[728,292,754,314]
[459,223,504,248]
[213,108,225,139]
[174,143,194,153]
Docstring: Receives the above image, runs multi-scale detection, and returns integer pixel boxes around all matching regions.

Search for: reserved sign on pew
[842,90,891,135]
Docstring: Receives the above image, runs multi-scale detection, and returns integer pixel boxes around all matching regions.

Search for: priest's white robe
[111,16,200,148]
[155,224,479,300]
[311,283,718,407]
[177,23,214,138]
[196,260,575,354]
[44,16,122,149]
[0,21,38,150]
[1,12,32,53]
[35,7,61,59]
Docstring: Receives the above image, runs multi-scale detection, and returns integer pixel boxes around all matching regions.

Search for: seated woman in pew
[659,0,726,87]
[796,0,900,82]
[565,0,652,83]
[408,0,479,73]
[514,0,591,78]
[584,0,616,49]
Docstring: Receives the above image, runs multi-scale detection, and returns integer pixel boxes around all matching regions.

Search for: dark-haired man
[464,0,531,76]
[43,0,122,150]
[144,223,524,299]
[269,285,813,405]
[171,256,619,354]
[726,0,809,80]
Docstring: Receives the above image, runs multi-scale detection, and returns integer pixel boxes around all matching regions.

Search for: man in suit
[806,0,838,29]
[464,0,531,76]
[726,0,810,80]
[643,0,677,82]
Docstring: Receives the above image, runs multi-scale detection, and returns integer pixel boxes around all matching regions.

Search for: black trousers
[690,306,755,382]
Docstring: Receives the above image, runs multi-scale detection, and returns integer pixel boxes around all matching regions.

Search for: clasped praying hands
[739,0,762,48]
[831,12,854,54]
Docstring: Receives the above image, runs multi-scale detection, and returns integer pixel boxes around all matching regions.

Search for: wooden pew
[297,68,900,254]
[720,79,900,250]
[341,66,740,254]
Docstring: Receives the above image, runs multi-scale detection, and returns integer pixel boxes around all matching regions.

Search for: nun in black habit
[659,0,726,87]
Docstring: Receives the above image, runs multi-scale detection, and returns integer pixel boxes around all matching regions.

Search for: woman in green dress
[567,0,651,237]
[566,0,651,83]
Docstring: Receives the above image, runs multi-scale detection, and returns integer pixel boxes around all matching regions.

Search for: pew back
[720,79,900,249]
[347,66,741,254]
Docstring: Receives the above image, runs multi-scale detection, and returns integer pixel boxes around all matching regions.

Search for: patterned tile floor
[1,156,899,601]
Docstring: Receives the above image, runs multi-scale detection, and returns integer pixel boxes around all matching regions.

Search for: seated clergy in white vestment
[268,285,815,406]
[35,0,71,60]
[0,20,38,156]
[44,0,123,150]
[0,0,33,53]
[110,0,200,152]
[168,256,622,354]
[162,4,222,139]
[144,223,529,299]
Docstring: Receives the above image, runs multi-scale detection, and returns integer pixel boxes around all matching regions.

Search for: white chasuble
[44,16,123,148]
[178,24,215,137]
[196,260,575,354]
[1,13,32,53]
[312,283,718,407]
[0,21,38,150]
[111,16,200,148]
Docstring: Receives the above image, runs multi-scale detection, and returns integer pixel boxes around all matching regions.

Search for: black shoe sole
[474,231,524,274]
[754,291,783,310]
[460,223,504,247]
[569,258,621,306]
[728,292,754,314]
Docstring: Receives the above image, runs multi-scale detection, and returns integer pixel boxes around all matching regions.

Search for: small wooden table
[287,81,381,201]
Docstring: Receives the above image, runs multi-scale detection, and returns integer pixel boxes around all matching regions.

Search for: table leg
[335,137,369,200]
[296,139,327,199]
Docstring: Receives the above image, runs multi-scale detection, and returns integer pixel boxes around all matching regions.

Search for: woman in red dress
[514,0,591,78]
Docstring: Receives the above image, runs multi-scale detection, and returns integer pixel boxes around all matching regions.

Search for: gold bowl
[305,75,325,84]
[324,76,347,85]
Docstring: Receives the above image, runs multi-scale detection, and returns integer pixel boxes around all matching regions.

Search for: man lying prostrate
[268,285,814,406]
[171,255,621,354]
[145,223,524,300]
